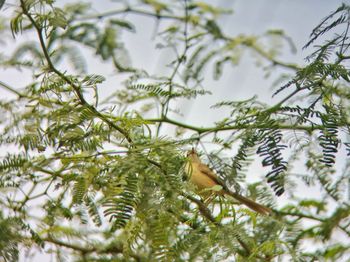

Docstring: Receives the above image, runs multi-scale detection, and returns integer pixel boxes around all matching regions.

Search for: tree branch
[276,209,350,237]
[20,0,133,144]
[79,7,183,21]
[0,81,26,98]
[43,235,142,261]
[146,158,261,258]
[147,116,322,134]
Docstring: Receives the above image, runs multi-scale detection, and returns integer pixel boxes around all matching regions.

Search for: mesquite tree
[0,1,349,261]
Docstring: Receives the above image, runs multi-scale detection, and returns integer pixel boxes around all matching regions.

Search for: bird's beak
[187,148,196,157]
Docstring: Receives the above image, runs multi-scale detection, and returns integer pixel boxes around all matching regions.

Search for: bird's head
[186,148,196,157]
[186,148,200,162]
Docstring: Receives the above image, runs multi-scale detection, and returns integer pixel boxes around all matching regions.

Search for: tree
[0,0,349,261]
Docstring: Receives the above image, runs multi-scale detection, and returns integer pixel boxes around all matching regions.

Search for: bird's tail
[228,192,272,215]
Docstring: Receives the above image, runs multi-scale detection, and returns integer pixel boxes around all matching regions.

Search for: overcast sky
[0,0,347,261]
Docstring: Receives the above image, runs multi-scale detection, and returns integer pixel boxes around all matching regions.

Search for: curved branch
[20,0,133,144]
[147,116,322,134]
[79,7,183,21]
[43,235,142,261]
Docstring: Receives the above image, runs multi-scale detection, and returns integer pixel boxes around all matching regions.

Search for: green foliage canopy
[0,1,349,261]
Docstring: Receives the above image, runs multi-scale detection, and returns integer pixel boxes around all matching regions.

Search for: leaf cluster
[0,1,349,261]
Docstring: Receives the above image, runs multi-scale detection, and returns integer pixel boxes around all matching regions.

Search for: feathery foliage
[0,0,349,261]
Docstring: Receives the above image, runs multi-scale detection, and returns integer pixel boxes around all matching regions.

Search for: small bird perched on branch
[186,149,272,215]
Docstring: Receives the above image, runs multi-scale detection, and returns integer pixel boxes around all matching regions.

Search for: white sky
[0,0,347,261]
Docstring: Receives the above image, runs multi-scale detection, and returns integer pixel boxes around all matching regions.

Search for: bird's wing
[197,163,221,185]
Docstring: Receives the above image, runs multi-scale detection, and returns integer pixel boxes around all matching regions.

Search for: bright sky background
[0,0,347,261]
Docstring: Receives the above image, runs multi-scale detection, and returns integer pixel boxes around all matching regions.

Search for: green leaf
[49,7,68,29]
[110,19,135,32]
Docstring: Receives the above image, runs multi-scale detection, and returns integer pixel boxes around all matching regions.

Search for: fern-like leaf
[104,172,139,230]
[256,124,287,196]
[318,106,339,167]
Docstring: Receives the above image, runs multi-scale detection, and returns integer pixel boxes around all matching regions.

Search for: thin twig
[0,80,25,98]
[20,0,133,144]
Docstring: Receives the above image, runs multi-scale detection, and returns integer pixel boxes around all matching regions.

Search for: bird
[186,149,272,215]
